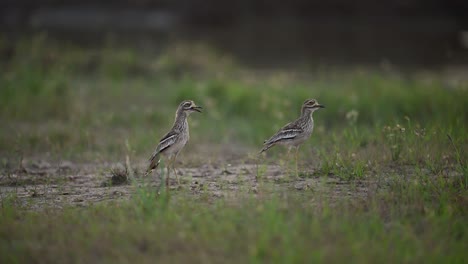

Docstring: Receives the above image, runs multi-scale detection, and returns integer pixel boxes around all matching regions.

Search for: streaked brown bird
[145,100,202,187]
[260,99,325,176]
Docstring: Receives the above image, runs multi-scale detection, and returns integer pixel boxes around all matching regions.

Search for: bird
[259,99,325,176]
[145,100,202,187]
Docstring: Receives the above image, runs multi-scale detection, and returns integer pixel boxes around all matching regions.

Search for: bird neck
[299,108,314,126]
[173,110,188,131]
[300,108,313,119]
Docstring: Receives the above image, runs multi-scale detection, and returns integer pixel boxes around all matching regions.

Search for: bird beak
[191,106,203,113]
[316,104,325,108]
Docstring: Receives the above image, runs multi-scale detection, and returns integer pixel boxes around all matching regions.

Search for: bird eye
[183,102,191,107]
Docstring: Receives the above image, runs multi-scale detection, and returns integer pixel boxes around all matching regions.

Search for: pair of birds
[145,99,325,186]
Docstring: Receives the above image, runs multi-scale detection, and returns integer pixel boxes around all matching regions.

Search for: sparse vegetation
[0,35,467,263]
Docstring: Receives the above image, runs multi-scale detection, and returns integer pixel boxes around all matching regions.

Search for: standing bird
[145,100,202,187]
[259,99,325,176]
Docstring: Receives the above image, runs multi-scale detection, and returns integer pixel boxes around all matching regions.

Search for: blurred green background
[0,35,467,164]
[2,1,468,164]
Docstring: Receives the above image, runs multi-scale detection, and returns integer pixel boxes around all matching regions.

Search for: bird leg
[173,167,180,185]
[286,147,292,159]
[295,146,300,178]
[165,156,175,188]
[284,146,293,174]
[285,147,292,172]
[173,154,181,185]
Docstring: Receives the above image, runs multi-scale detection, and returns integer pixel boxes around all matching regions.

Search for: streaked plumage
[260,99,325,175]
[145,100,202,187]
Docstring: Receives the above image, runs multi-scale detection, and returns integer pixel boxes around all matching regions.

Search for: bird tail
[145,152,161,176]
[258,143,274,155]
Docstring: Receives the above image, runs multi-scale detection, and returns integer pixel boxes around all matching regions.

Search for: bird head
[179,100,203,114]
[302,99,325,113]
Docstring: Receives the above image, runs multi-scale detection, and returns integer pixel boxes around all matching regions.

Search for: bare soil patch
[0,159,378,210]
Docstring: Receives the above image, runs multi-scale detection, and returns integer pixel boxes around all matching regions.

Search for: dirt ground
[0,157,375,210]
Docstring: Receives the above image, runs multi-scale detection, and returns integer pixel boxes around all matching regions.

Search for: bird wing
[146,130,179,173]
[264,122,303,145]
[149,130,179,160]
[264,128,303,145]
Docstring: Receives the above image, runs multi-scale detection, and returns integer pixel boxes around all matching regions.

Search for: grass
[1,179,467,263]
[0,34,467,262]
